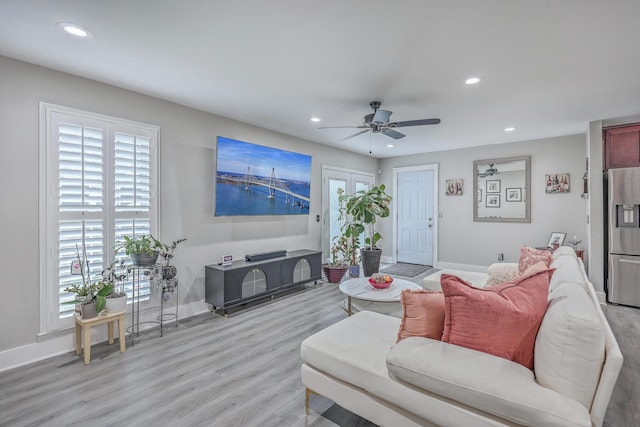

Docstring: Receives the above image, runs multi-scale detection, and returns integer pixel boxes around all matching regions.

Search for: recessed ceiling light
[505,127,516,132]
[57,22,93,38]
[309,117,322,123]
[465,76,481,85]
[386,143,395,148]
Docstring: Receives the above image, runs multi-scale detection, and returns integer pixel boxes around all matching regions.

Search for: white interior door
[322,166,374,262]
[396,168,435,265]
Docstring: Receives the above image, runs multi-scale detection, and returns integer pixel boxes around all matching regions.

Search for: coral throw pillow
[441,270,552,369]
[397,289,446,343]
[518,246,553,275]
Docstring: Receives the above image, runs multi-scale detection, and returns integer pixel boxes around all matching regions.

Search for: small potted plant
[114,234,166,266]
[322,188,351,283]
[65,281,113,319]
[102,259,130,313]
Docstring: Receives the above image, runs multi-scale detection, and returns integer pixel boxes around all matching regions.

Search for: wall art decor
[506,187,522,202]
[547,232,566,248]
[215,136,312,216]
[486,194,500,207]
[545,173,570,194]
[446,179,463,195]
[486,179,501,193]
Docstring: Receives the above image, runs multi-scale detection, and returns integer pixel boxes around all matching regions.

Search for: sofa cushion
[441,270,551,369]
[386,337,592,427]
[485,262,519,287]
[518,246,553,275]
[535,282,606,410]
[397,290,445,342]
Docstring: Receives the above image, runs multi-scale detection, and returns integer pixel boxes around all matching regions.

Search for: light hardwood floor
[0,280,637,427]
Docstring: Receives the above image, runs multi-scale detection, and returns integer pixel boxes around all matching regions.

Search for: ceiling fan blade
[318,125,365,129]
[381,128,405,139]
[391,118,441,127]
[341,129,370,141]
[372,109,392,124]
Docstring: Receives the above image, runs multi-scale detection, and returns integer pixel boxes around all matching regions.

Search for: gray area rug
[381,263,432,277]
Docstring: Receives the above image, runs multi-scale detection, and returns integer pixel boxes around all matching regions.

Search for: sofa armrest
[386,338,591,427]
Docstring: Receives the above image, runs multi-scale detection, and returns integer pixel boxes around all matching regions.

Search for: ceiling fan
[319,100,441,141]
[478,163,499,178]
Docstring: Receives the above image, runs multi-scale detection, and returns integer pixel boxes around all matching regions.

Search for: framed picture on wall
[446,179,463,195]
[506,187,522,202]
[545,173,570,193]
[486,179,501,193]
[486,194,500,207]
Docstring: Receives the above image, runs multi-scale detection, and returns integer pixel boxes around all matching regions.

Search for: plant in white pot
[341,184,392,276]
[102,259,130,313]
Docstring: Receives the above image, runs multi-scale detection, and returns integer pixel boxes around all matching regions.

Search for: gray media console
[205,249,322,316]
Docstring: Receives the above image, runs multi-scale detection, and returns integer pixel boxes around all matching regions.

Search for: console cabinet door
[605,124,640,169]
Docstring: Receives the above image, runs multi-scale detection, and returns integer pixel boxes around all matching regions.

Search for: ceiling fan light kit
[319,100,441,141]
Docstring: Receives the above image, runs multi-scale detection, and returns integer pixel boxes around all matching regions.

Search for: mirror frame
[473,155,531,223]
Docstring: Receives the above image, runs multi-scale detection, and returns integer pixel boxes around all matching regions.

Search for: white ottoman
[422,269,488,290]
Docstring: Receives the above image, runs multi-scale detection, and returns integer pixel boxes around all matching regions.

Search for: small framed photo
[446,179,463,195]
[505,187,522,202]
[486,179,501,193]
[545,173,570,194]
[547,232,566,248]
[486,194,500,207]
[221,254,233,266]
[477,189,482,202]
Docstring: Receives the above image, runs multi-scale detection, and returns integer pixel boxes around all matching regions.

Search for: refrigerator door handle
[619,258,640,265]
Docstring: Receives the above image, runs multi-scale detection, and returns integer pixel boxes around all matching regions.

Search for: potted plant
[341,184,392,276]
[65,281,113,319]
[322,235,349,283]
[102,259,130,313]
[322,189,356,283]
[157,238,187,300]
[114,234,166,266]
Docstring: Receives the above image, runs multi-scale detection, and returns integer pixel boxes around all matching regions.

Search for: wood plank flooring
[0,280,638,427]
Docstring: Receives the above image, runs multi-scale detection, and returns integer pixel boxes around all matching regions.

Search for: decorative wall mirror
[473,155,531,223]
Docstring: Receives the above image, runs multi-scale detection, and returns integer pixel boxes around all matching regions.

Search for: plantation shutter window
[40,104,159,333]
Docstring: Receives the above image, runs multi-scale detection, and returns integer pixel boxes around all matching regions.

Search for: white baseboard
[0,300,210,373]
[435,261,488,273]
[380,255,394,264]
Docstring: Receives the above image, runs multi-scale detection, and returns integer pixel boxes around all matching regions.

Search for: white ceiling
[2,0,640,158]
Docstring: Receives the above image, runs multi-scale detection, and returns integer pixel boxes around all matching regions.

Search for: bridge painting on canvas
[215,136,312,216]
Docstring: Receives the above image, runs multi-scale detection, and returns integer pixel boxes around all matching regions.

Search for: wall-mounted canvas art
[545,173,570,194]
[446,179,463,195]
[215,136,311,216]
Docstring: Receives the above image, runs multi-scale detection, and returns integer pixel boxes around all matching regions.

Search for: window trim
[39,102,160,334]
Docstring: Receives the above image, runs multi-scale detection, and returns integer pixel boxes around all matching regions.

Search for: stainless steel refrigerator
[608,167,640,307]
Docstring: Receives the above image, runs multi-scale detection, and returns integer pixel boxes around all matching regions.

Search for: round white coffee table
[339,277,422,317]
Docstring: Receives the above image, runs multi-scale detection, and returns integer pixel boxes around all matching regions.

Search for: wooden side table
[74,311,126,365]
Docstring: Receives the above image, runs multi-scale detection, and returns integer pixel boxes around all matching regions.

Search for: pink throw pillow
[397,289,445,343]
[441,270,552,369]
[518,246,553,275]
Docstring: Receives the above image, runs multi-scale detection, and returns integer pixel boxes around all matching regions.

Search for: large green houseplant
[340,184,392,276]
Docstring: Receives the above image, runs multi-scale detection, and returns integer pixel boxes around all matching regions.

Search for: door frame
[321,165,375,262]
[392,164,439,265]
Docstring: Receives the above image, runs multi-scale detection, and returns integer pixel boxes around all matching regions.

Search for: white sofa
[300,247,623,427]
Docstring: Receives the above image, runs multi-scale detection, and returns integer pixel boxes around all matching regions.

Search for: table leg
[347,296,352,316]
[118,314,126,353]
[83,325,91,365]
[75,320,81,355]
[108,321,114,345]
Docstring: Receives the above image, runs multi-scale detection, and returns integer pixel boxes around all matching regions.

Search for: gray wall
[0,56,378,353]
[378,134,588,268]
